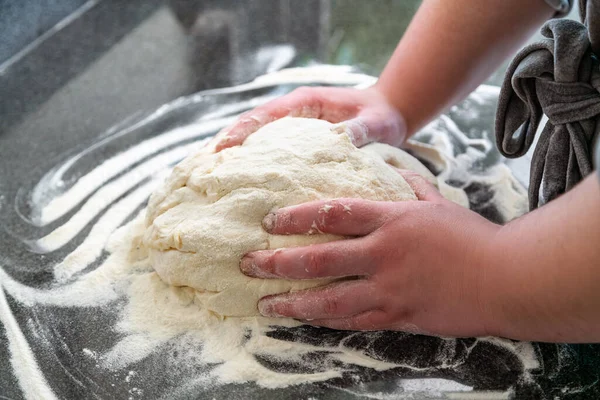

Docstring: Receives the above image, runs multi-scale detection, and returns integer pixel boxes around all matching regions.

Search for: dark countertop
[1,1,599,399]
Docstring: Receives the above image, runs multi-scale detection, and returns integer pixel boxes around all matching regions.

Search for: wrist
[364,83,394,110]
[361,84,409,145]
[477,218,550,341]
[472,223,512,338]
[373,79,421,140]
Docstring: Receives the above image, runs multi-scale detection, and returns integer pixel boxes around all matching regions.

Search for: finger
[331,107,406,148]
[263,198,390,236]
[307,309,389,331]
[396,170,444,202]
[241,236,376,279]
[215,87,360,151]
[258,280,380,320]
[214,110,276,151]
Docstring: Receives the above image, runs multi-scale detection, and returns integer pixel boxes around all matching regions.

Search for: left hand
[240,171,501,336]
[206,86,407,152]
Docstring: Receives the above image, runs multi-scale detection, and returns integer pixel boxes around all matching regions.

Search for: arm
[376,0,554,136]
[213,0,555,150]
[485,174,600,342]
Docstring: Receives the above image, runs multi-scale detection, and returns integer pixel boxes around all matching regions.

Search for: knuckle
[318,200,351,228]
[364,239,382,265]
[288,87,322,118]
[262,252,278,274]
[305,251,326,276]
[274,210,294,233]
[413,175,432,189]
[419,201,444,216]
[380,116,396,133]
[400,170,426,187]
[238,116,260,127]
[381,113,406,145]
[321,296,341,316]
[389,305,415,327]
[270,300,291,317]
[393,199,419,217]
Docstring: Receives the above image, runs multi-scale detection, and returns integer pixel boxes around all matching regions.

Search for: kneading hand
[240,171,500,337]
[209,85,407,151]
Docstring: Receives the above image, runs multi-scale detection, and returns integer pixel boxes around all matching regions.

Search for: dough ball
[143,118,440,317]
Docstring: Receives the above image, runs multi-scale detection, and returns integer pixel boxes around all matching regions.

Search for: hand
[209,85,407,152]
[240,171,501,336]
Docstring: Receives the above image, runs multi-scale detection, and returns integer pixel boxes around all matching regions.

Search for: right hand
[209,85,407,152]
[240,171,498,336]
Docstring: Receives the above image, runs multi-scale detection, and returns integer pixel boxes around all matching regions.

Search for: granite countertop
[1,1,599,399]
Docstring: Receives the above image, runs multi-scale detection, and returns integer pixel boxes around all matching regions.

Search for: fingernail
[240,252,278,278]
[262,212,277,232]
[239,256,256,276]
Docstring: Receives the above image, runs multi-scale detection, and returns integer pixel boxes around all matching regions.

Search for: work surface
[1,1,599,399]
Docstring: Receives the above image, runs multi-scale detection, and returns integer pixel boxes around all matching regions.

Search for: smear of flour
[34,120,231,226]
[35,145,189,253]
[0,283,59,400]
[51,179,159,282]
[0,68,541,399]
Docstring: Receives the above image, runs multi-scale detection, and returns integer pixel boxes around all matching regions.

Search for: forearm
[376,0,554,136]
[484,175,600,342]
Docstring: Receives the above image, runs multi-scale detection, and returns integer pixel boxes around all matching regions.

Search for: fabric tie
[496,19,600,209]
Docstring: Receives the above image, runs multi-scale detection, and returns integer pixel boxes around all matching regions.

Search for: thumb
[330,107,406,148]
[396,169,444,202]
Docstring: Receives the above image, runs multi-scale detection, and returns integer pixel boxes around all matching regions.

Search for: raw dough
[143,117,460,317]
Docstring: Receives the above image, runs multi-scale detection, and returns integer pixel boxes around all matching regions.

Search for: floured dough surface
[143,117,453,317]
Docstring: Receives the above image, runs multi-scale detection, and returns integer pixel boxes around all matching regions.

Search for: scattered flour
[0,281,59,400]
[0,70,541,398]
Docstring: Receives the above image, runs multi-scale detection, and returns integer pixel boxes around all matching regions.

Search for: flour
[33,119,232,226]
[0,282,58,400]
[100,214,379,387]
[0,69,547,398]
[35,144,194,253]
